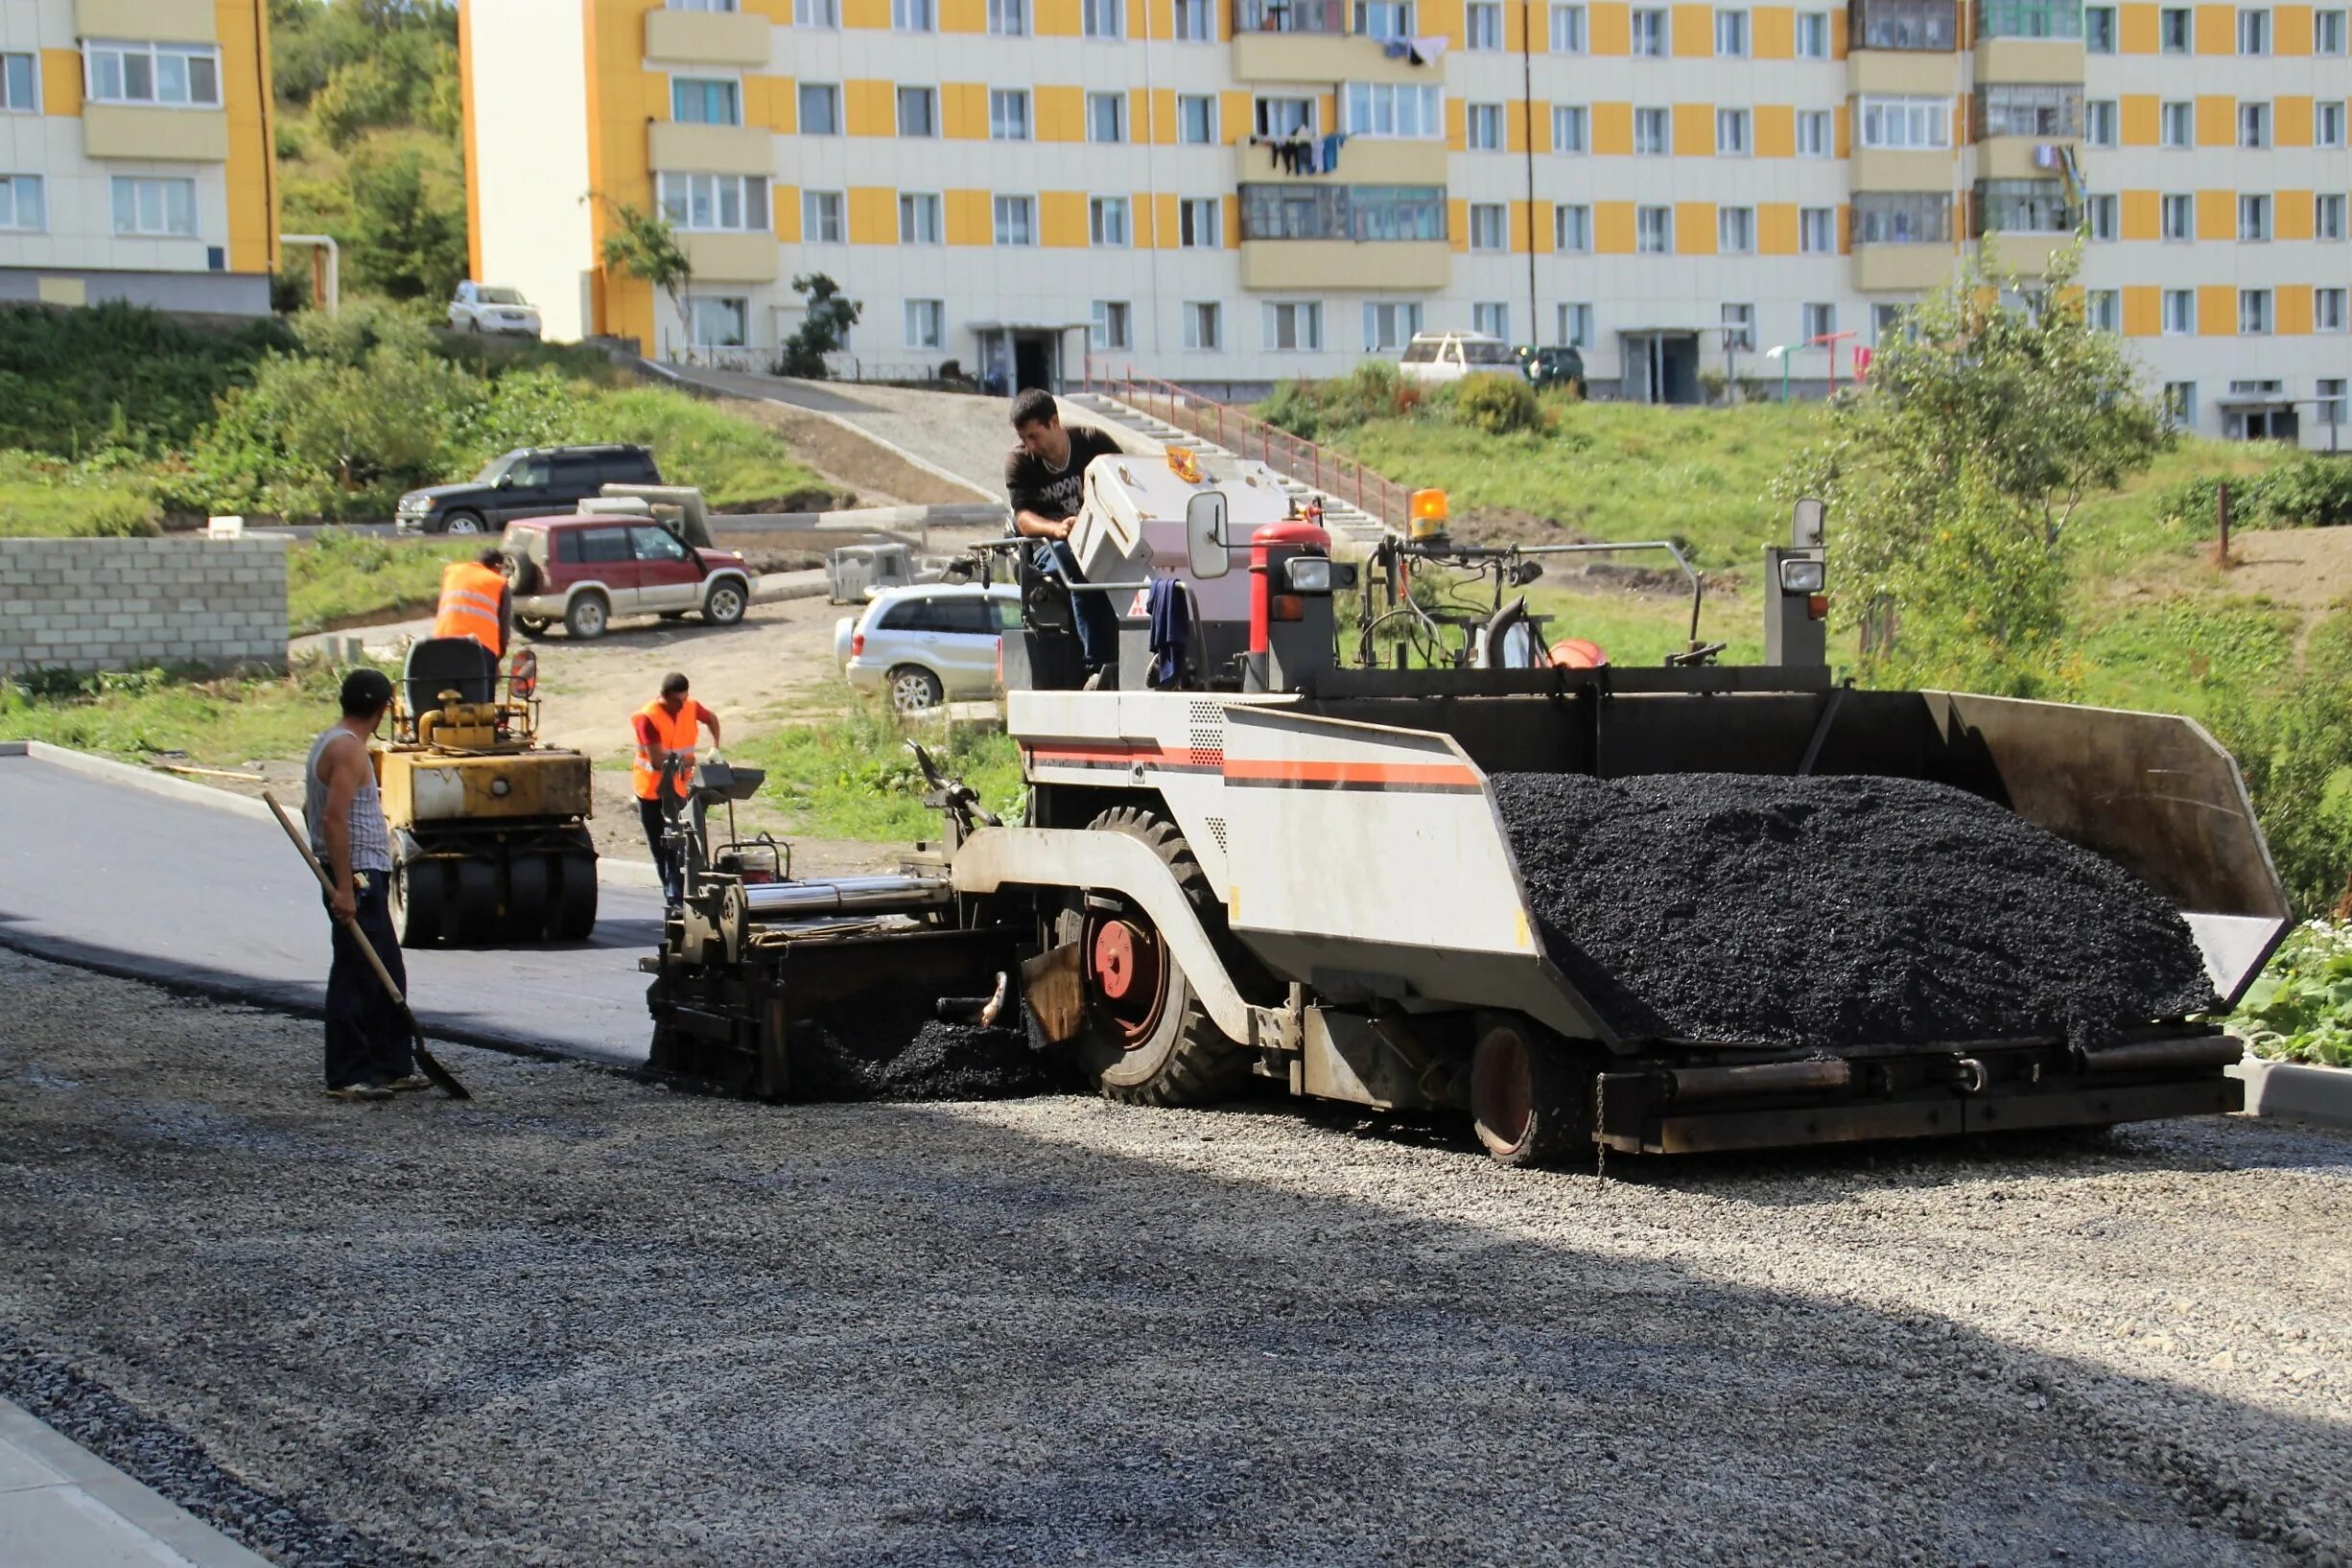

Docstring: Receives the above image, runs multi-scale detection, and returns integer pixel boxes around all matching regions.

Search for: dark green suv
[394,444,663,535]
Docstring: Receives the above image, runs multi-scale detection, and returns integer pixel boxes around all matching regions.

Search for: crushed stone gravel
[2,948,2347,1567]
[1493,771,2219,1050]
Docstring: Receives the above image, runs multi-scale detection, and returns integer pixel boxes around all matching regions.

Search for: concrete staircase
[1060,390,1394,552]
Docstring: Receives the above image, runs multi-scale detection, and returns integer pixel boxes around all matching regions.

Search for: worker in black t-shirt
[1004,388,1123,674]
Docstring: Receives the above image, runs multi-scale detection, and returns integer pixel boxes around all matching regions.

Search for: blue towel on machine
[1146,577,1188,690]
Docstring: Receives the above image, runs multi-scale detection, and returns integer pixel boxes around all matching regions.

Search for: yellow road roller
[376,637,598,946]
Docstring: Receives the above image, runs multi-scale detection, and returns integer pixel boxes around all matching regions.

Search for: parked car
[449,281,542,337]
[835,583,1023,713]
[395,445,661,535]
[1399,330,1520,386]
[1517,343,1587,394]
[499,513,755,641]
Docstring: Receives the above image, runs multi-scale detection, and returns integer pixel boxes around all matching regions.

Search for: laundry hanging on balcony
[1379,35,1448,63]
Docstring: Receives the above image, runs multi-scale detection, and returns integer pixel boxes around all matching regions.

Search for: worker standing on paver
[1005,389,1122,678]
[633,671,723,903]
[304,668,425,1101]
[434,548,512,660]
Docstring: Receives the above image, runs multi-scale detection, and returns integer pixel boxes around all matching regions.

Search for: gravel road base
[3,947,2348,1567]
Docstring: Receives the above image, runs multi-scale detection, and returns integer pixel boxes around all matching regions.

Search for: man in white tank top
[304,668,422,1100]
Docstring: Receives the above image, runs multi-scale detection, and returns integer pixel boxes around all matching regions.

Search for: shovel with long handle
[262,792,470,1101]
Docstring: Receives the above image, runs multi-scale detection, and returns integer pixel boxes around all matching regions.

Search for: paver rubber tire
[703,581,747,625]
[440,509,485,536]
[1063,807,1255,1108]
[390,857,444,948]
[1470,1018,1598,1169]
[887,665,945,714]
[565,592,609,641]
[551,849,599,940]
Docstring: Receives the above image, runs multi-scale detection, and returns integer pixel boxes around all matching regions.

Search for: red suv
[500,514,755,641]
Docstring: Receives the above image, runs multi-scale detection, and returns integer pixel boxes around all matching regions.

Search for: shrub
[2214,604,2352,916]
[1258,361,1422,438]
[2156,456,2352,532]
[0,303,289,456]
[1448,372,1541,436]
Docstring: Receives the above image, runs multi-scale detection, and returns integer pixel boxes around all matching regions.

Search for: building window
[2239,193,2271,241]
[2320,102,2347,147]
[1716,8,1750,53]
[1799,206,1834,252]
[899,192,942,244]
[905,299,945,350]
[1468,103,1504,151]
[1717,108,1750,153]
[2084,100,2116,147]
[1872,303,1910,342]
[1266,301,1325,350]
[84,40,221,106]
[991,89,1031,139]
[1802,302,1836,341]
[898,85,937,136]
[1468,1,1504,46]
[2238,6,2270,51]
[1719,205,1754,251]
[1558,302,1593,348]
[1178,94,1217,143]
[1797,110,1831,157]
[1354,0,1417,36]
[1089,91,1127,142]
[2085,5,2115,47]
[1852,0,1958,47]
[674,77,743,125]
[2241,289,2272,334]
[2319,379,2348,425]
[689,297,749,348]
[988,0,1027,33]
[2161,289,2195,334]
[1091,300,1133,351]
[1183,301,1222,350]
[1083,0,1123,35]
[1551,4,1588,49]
[1364,301,1424,350]
[798,82,839,134]
[110,176,196,237]
[1722,302,1754,350]
[2240,101,2270,148]
[1977,84,2082,138]
[1180,197,1222,246]
[1091,195,1131,246]
[1861,96,1951,148]
[893,0,935,26]
[1555,202,1591,250]
[1636,204,1673,252]
[1257,96,1317,136]
[796,0,838,24]
[0,53,36,110]
[0,173,44,231]
[2164,382,2196,426]
[1470,202,1509,249]
[2319,8,2348,50]
[2085,290,2120,332]
[670,0,741,12]
[1980,0,2082,35]
[802,189,844,242]
[1797,9,1830,52]
[2161,192,2192,239]
[2159,101,2192,147]
[1854,191,1951,243]
[1553,105,1588,151]
[994,194,1035,245]
[1631,7,1668,52]
[659,173,770,232]
[2084,192,2117,239]
[1977,178,2075,232]
[1239,183,1446,240]
[1473,302,1511,338]
[1344,82,1443,137]
[2159,5,2190,46]
[2318,193,2346,240]
[1635,106,1669,154]
[2317,289,2349,332]
[1174,0,1212,37]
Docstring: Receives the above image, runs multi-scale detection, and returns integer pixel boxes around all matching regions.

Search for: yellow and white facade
[466,0,2350,439]
[0,0,276,314]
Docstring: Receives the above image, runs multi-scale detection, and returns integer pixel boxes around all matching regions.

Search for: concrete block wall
[0,537,288,675]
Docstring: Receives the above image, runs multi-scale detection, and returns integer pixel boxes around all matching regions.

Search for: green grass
[0,452,161,537]
[0,659,383,764]
[2063,436,2301,580]
[2070,595,2300,718]
[727,694,1023,842]
[567,386,835,510]
[288,530,476,635]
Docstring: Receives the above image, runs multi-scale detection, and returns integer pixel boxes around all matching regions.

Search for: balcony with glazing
[1847,0,1961,93]
[1851,192,1958,291]
[1972,178,2078,274]
[1233,0,1441,82]
[646,4,773,66]
[1975,0,2085,81]
[1975,83,2082,179]
[1236,182,1450,290]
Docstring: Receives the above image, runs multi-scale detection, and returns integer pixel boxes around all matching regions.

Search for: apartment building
[464,0,2349,440]
[0,0,275,315]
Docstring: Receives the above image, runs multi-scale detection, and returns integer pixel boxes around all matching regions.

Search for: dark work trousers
[1033,538,1117,670]
[323,874,412,1088]
[640,794,707,902]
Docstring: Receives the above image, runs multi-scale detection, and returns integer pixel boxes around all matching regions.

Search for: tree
[342,146,465,301]
[774,273,862,379]
[598,203,692,352]
[1774,241,2167,694]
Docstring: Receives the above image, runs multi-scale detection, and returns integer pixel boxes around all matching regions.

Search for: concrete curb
[2228,1057,2352,1131]
[0,741,665,889]
[0,1397,273,1568]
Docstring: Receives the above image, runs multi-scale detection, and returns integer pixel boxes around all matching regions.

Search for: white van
[1398,330,1520,385]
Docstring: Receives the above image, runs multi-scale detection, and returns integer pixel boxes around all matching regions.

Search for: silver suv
[835,584,1022,712]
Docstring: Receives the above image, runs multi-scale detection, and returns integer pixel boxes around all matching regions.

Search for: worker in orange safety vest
[633,671,724,902]
[433,549,512,659]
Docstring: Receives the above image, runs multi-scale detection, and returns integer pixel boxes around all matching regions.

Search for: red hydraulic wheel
[1086,913,1167,1049]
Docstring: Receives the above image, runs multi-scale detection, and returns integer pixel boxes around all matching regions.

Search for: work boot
[381,1074,433,1093]
[325,1082,392,1101]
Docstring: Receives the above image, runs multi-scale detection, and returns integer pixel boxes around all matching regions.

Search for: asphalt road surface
[0,754,661,1066]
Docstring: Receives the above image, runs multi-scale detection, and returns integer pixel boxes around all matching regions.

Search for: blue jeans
[324,874,411,1088]
[1034,539,1116,670]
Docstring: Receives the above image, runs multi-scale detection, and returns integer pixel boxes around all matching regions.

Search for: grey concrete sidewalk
[0,1397,270,1567]
[651,363,1010,500]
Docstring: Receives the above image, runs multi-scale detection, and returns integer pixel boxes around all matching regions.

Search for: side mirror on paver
[1187,491,1231,580]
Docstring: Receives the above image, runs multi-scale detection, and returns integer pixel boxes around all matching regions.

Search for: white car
[449,281,543,337]
[1399,329,1520,385]
[835,583,1022,713]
